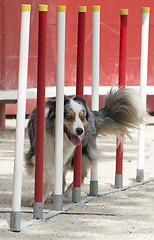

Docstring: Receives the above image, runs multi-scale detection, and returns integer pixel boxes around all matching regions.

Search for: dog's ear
[85,104,89,121]
[64,95,67,101]
[46,100,56,120]
[73,96,89,121]
[64,95,70,105]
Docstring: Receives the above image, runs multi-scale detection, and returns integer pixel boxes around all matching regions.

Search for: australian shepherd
[25,88,143,202]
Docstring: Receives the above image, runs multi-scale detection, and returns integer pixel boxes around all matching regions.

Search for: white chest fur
[44,131,75,166]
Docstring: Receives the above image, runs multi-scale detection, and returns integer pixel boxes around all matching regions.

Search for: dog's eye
[80,116,86,122]
[65,115,74,121]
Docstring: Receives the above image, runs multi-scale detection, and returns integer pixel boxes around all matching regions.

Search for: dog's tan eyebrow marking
[64,109,75,121]
[79,110,86,119]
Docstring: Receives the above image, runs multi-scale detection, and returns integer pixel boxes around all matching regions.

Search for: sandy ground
[0,115,154,239]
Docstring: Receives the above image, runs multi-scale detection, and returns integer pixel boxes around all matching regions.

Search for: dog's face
[64,96,89,146]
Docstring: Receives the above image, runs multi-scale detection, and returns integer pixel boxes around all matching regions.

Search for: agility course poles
[115,9,128,189]
[54,6,66,211]
[10,4,31,232]
[90,6,100,196]
[137,7,150,182]
[72,6,86,203]
[33,4,48,219]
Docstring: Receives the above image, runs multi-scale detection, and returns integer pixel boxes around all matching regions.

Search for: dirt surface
[0,116,154,239]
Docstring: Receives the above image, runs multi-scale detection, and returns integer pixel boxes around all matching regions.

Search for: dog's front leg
[43,181,51,203]
[43,167,55,203]
[63,182,73,202]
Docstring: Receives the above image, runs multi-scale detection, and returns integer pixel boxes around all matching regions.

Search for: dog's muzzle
[76,127,84,136]
[64,126,82,146]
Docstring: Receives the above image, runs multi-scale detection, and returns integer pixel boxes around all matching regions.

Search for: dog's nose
[76,128,83,136]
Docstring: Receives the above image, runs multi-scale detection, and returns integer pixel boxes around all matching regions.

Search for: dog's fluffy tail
[94,88,144,138]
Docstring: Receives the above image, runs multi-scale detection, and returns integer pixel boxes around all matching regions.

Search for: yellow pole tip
[120,9,128,15]
[78,6,87,12]
[142,7,150,13]
[21,4,31,11]
[57,6,66,12]
[92,6,100,12]
[39,4,48,12]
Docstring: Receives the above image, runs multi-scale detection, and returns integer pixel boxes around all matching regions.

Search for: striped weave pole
[10,4,31,232]
[33,4,48,219]
[72,6,86,203]
[115,9,128,189]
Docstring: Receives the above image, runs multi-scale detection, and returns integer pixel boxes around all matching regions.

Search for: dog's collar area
[64,126,81,146]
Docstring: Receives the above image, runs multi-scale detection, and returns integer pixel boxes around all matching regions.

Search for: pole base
[10,211,21,232]
[89,180,98,196]
[33,202,43,219]
[136,169,144,182]
[115,174,123,189]
[72,187,81,203]
[53,195,63,211]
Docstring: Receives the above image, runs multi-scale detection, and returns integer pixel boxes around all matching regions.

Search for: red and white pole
[33,4,48,219]
[115,9,128,189]
[72,6,86,203]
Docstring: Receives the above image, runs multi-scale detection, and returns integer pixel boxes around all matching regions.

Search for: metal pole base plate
[115,174,123,189]
[10,211,21,232]
[72,187,81,203]
[53,195,63,211]
[89,180,98,196]
[33,202,43,219]
[136,169,144,182]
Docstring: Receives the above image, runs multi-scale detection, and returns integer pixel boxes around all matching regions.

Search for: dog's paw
[63,187,72,203]
[63,195,72,203]
[29,199,34,207]
[45,194,54,203]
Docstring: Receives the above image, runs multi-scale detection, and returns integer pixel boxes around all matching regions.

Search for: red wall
[0,0,154,114]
